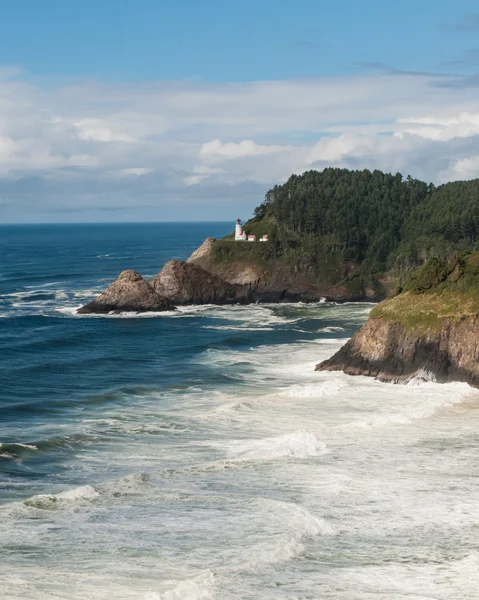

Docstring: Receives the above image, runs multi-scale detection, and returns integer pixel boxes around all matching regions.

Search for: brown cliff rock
[317,289,479,388]
[150,260,251,305]
[78,270,173,314]
[186,237,386,303]
[187,237,217,269]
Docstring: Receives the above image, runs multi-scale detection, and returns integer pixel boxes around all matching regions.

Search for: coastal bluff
[78,232,386,314]
[185,236,386,303]
[317,255,479,388]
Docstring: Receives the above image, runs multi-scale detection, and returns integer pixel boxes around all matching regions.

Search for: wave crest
[222,430,327,462]
[145,570,215,600]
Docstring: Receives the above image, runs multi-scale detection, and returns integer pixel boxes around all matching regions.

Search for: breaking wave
[220,430,327,462]
[145,570,215,600]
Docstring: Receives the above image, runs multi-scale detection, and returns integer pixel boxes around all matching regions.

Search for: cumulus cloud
[0,68,479,221]
[199,139,289,161]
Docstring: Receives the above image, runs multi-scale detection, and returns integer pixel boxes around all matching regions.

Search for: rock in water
[150,260,251,305]
[78,269,173,314]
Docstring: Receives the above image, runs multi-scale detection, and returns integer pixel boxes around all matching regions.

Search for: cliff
[150,260,251,305]
[317,255,479,387]
[76,168,478,311]
[187,237,387,303]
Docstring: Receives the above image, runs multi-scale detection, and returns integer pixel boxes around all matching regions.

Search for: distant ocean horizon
[1,222,478,599]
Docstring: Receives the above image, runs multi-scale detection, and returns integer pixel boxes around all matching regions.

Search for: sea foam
[146,570,215,600]
[221,430,327,461]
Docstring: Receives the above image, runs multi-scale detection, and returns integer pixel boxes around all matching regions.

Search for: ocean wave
[0,442,38,459]
[24,485,100,510]
[2,291,57,302]
[0,432,103,460]
[97,471,153,498]
[345,381,475,429]
[285,377,349,398]
[220,430,328,462]
[339,550,479,599]
[202,324,275,331]
[56,306,178,318]
[227,499,335,571]
[403,368,438,386]
[210,396,273,416]
[146,570,215,600]
[20,472,153,511]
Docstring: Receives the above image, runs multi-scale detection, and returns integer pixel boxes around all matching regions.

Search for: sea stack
[150,260,251,305]
[78,269,173,314]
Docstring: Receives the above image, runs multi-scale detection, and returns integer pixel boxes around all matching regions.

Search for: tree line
[250,168,478,275]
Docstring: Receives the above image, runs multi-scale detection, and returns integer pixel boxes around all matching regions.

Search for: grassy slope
[371,253,479,329]
[211,227,389,296]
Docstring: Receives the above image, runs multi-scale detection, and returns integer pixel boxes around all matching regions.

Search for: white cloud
[72,118,137,143]
[200,139,290,161]
[397,112,479,141]
[306,134,373,163]
[442,155,479,181]
[0,68,478,221]
[116,167,152,176]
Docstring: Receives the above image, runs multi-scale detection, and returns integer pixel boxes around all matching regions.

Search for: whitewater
[1,223,479,599]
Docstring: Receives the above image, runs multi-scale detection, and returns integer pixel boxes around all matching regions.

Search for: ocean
[1,222,479,600]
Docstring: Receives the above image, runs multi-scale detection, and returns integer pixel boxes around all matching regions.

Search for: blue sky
[0,0,479,222]
[1,0,478,81]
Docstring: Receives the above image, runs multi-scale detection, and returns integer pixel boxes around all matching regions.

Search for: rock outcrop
[78,270,173,314]
[150,260,252,305]
[317,253,479,388]
[316,312,479,387]
[187,237,217,268]
[187,237,386,303]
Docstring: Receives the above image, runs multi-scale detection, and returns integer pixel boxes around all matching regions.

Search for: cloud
[0,68,479,221]
[444,154,479,180]
[396,112,479,140]
[200,139,289,161]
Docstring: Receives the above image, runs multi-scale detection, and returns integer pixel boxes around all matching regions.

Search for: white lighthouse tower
[235,218,246,241]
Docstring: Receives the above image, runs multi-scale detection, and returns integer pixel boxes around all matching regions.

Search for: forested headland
[212,168,478,291]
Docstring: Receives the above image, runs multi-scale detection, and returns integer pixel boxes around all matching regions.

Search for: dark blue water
[0,224,361,493]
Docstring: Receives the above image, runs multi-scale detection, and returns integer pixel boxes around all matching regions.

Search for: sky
[0,0,479,223]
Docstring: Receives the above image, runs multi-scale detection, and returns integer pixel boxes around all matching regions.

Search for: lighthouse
[235,218,246,241]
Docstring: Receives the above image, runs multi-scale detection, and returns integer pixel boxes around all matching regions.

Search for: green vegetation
[371,253,479,330]
[402,253,479,296]
[235,168,478,281]
[212,238,273,268]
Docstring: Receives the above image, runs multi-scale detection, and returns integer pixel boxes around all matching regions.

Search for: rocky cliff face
[77,270,173,314]
[187,238,386,303]
[150,260,252,305]
[317,312,479,387]
[187,237,217,268]
[317,256,479,390]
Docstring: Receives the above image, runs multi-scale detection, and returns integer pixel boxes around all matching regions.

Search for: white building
[235,218,247,241]
[234,218,266,242]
